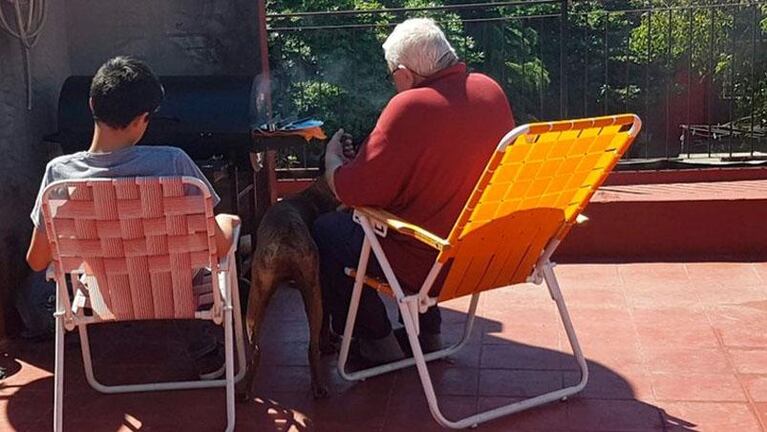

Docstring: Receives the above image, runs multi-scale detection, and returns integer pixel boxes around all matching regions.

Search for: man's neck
[88,123,135,153]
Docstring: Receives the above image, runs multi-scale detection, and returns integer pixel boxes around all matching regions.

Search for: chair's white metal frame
[337,117,642,429]
[337,215,586,430]
[44,177,247,432]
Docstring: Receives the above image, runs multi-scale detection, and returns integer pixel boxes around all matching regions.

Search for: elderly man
[314,18,515,363]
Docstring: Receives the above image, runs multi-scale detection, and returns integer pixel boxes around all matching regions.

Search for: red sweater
[334,63,515,292]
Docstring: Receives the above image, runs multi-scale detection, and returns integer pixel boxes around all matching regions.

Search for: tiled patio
[2,262,767,431]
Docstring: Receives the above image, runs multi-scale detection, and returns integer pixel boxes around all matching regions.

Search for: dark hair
[89,56,164,129]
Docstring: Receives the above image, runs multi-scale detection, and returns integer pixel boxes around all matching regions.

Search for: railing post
[559,0,569,118]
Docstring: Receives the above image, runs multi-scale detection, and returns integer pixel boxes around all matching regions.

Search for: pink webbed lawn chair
[41,176,247,432]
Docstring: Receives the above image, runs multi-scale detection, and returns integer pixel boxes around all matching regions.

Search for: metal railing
[265,0,767,173]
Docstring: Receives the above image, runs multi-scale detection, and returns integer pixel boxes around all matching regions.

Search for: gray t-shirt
[30,145,221,231]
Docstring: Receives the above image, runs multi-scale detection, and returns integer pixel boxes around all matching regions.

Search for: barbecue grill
[48,76,259,165]
[45,75,269,241]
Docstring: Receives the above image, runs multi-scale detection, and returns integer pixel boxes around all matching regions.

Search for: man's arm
[27,227,52,272]
[325,93,419,208]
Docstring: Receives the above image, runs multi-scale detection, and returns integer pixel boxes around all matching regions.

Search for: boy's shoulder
[134,145,184,153]
[47,146,189,166]
[132,145,189,158]
[45,151,88,170]
[44,146,196,183]
[134,146,195,165]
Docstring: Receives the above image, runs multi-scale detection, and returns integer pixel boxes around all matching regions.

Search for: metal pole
[750,5,758,157]
[728,5,736,159]
[645,6,652,158]
[665,7,672,159]
[258,0,273,122]
[559,0,568,118]
[537,19,544,119]
[257,0,278,205]
[604,14,609,115]
[267,0,560,19]
[707,6,714,158]
[687,6,693,158]
[583,20,588,117]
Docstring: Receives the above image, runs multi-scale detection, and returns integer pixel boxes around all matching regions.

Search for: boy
[27,56,237,379]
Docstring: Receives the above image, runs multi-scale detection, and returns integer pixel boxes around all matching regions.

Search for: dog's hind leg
[238,267,275,402]
[297,258,330,399]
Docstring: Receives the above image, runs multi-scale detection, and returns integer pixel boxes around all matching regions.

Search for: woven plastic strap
[45,177,217,320]
[437,115,638,301]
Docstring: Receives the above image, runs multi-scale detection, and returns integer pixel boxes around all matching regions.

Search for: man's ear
[394,67,416,91]
[404,68,422,88]
[88,97,95,112]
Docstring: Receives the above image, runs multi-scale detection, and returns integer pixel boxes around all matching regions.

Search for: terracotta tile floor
[2,262,766,431]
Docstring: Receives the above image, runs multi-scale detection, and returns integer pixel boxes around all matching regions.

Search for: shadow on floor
[1,286,698,431]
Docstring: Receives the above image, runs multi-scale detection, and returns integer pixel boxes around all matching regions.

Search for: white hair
[382,18,458,77]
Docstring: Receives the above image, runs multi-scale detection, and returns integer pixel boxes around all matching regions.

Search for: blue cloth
[16,271,55,339]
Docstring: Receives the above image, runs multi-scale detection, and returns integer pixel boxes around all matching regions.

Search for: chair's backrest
[437,115,641,302]
[41,177,219,321]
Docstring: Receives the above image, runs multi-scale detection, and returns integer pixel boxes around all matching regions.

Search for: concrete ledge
[605,166,767,185]
[276,173,767,263]
[555,179,767,263]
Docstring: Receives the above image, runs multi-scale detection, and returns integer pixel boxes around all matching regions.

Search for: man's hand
[326,129,354,164]
[325,129,353,199]
[341,133,356,160]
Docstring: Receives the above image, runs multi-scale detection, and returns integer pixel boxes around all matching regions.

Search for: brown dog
[239,174,341,400]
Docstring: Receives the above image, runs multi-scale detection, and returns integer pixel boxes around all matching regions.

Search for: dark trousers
[313,211,441,340]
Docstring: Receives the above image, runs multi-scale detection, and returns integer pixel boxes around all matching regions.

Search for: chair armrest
[354,207,451,252]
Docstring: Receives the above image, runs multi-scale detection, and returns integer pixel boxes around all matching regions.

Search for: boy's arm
[27,227,52,272]
[28,164,53,271]
[174,150,238,258]
[214,213,240,259]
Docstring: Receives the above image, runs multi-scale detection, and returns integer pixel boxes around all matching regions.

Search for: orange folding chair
[337,114,642,428]
[41,176,247,432]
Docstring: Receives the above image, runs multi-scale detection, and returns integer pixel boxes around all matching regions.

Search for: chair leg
[395,262,589,429]
[224,283,236,432]
[229,268,247,383]
[77,318,232,394]
[78,268,245,397]
[338,291,480,382]
[337,236,371,380]
[53,311,65,432]
[78,323,98,390]
[542,262,589,390]
[79,280,238,431]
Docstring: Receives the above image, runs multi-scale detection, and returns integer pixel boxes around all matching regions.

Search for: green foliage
[265,0,767,158]
[627,1,766,126]
[267,0,395,138]
[628,3,732,72]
